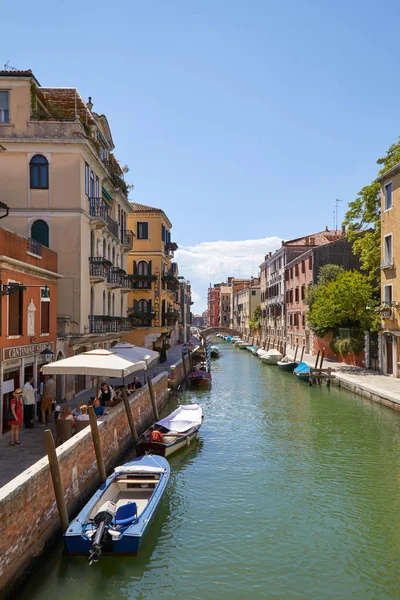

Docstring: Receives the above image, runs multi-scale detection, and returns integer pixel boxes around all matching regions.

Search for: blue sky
[3,0,399,310]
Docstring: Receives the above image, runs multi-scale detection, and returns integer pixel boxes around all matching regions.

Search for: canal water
[20,340,400,600]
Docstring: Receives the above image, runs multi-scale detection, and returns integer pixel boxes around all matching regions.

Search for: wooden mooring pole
[147,375,159,421]
[294,345,299,362]
[314,350,320,369]
[44,429,69,532]
[88,406,107,483]
[300,346,305,362]
[182,352,188,383]
[188,351,194,373]
[121,387,138,443]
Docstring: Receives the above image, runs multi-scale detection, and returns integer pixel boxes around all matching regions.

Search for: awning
[42,348,145,378]
[102,186,114,204]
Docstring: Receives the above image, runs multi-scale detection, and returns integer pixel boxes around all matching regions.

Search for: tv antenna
[333,199,343,232]
[3,61,17,72]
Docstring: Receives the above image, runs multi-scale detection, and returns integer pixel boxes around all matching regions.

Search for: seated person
[59,405,75,425]
[149,425,164,443]
[133,377,142,389]
[72,402,84,417]
[76,405,89,421]
[92,398,105,417]
[126,383,134,395]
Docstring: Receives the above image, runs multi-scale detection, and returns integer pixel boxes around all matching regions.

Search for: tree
[249,305,261,331]
[307,271,380,337]
[305,264,344,310]
[344,137,400,281]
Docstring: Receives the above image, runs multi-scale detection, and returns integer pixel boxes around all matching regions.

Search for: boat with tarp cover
[136,404,204,457]
[65,455,170,562]
[188,369,211,387]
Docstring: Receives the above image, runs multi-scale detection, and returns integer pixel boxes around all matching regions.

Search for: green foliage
[306,264,344,310]
[330,335,365,356]
[249,305,261,331]
[30,82,37,114]
[307,270,380,337]
[344,136,400,281]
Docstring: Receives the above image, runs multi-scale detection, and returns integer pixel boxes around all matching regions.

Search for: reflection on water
[19,341,400,599]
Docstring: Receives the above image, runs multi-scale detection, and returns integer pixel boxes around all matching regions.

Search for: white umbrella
[112,342,159,368]
[42,348,146,378]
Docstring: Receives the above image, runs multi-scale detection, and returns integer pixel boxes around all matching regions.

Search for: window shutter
[148,260,152,275]
[41,301,50,334]
[8,289,23,336]
[134,299,139,311]
[133,260,137,274]
[148,299,152,314]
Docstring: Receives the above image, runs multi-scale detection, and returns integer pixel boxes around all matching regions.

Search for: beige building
[378,165,400,376]
[219,285,232,329]
[233,280,260,339]
[0,69,134,399]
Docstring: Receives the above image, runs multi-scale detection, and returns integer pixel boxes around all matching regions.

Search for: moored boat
[65,455,170,562]
[136,404,203,458]
[259,349,283,364]
[277,356,298,372]
[188,369,212,387]
[294,361,310,381]
[210,345,220,358]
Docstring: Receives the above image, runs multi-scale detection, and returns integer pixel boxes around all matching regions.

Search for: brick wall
[169,355,191,388]
[0,373,169,597]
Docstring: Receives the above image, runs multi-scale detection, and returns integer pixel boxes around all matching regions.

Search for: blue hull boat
[65,455,170,562]
[294,361,310,382]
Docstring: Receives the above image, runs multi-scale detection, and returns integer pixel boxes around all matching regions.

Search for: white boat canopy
[114,465,165,475]
[156,404,203,433]
[42,349,146,378]
[112,342,159,368]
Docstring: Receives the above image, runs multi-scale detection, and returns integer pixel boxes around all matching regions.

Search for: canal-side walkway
[0,338,199,488]
[286,347,400,408]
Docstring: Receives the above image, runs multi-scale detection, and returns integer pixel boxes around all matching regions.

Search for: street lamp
[1,283,51,298]
[0,201,9,220]
[40,345,54,363]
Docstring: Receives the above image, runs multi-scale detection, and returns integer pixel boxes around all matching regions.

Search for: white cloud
[175,236,283,313]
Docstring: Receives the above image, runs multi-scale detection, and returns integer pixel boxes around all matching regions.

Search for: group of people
[7,375,144,447]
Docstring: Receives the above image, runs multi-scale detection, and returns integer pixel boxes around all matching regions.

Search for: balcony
[162,273,179,290]
[107,215,119,239]
[121,229,134,250]
[89,197,109,227]
[28,238,42,258]
[162,310,179,323]
[88,315,132,334]
[120,274,133,292]
[128,308,156,319]
[165,241,178,255]
[107,266,123,288]
[89,257,110,282]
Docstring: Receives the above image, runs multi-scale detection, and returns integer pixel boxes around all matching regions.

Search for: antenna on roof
[334,199,343,232]
[3,61,17,72]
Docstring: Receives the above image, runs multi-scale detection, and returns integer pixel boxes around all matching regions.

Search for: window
[41,293,50,334]
[295,264,299,277]
[137,222,148,239]
[302,313,306,328]
[385,182,393,211]
[290,268,293,279]
[384,285,392,304]
[301,285,305,301]
[309,256,313,270]
[96,176,100,198]
[252,290,256,296]
[90,171,95,197]
[30,155,49,189]
[85,163,89,196]
[31,220,49,247]
[384,234,393,266]
[8,287,23,336]
[301,260,305,274]
[295,288,299,303]
[0,91,9,123]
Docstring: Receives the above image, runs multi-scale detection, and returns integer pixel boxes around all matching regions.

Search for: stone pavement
[285,347,400,406]
[0,337,200,488]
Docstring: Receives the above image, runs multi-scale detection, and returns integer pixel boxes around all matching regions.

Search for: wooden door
[386,336,394,375]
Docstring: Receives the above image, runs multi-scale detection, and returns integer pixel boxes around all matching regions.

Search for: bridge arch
[199,327,242,339]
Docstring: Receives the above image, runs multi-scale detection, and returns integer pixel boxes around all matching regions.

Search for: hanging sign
[154,268,161,327]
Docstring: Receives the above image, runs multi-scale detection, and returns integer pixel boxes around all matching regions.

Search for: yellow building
[378,165,400,376]
[123,203,180,350]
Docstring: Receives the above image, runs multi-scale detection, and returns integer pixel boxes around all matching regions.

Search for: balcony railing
[121,229,134,248]
[107,215,119,238]
[28,238,42,257]
[88,315,132,333]
[89,197,109,222]
[128,308,156,319]
[381,258,393,270]
[89,256,110,279]
[120,275,133,290]
[107,267,122,286]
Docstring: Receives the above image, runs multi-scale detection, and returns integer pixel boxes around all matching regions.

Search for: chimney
[325,225,329,231]
[87,96,93,111]
[342,224,346,234]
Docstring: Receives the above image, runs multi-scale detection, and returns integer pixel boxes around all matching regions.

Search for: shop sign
[2,379,15,394]
[3,342,54,361]
[154,268,161,327]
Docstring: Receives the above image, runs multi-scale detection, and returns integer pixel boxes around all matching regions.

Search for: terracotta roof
[285,230,344,247]
[130,202,163,213]
[36,88,94,123]
[0,69,40,85]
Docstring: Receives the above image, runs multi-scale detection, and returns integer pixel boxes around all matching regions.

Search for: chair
[56,419,73,445]
[114,502,138,527]
[74,420,90,433]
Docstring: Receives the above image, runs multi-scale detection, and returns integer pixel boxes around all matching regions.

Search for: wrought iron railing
[89,257,109,279]
[107,215,119,238]
[89,197,109,222]
[121,229,134,248]
[28,238,42,257]
[107,267,122,286]
[88,315,133,333]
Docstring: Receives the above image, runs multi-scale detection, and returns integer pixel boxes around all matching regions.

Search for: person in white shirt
[22,377,36,428]
[76,405,90,421]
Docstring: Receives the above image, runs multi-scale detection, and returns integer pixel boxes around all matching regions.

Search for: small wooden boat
[65,456,170,562]
[136,404,203,457]
[294,361,310,382]
[210,345,220,358]
[235,340,248,348]
[277,356,298,372]
[259,349,283,364]
[188,369,211,387]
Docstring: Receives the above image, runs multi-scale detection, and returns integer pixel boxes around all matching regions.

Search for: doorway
[2,370,19,434]
[386,335,394,375]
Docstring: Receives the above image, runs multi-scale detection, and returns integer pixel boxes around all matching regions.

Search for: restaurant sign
[3,342,54,361]
[154,268,161,327]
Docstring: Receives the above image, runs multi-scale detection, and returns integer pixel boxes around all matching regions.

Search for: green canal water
[20,341,400,599]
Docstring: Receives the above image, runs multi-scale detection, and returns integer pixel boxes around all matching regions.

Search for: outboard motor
[88,501,117,565]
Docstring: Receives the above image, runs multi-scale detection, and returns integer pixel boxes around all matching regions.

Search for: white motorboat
[259,349,283,364]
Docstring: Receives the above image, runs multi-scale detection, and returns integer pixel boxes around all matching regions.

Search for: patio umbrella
[112,342,159,368]
[42,348,146,378]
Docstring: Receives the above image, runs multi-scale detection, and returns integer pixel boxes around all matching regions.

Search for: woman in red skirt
[8,388,23,446]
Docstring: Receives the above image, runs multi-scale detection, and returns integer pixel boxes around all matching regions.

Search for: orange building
[0,227,60,434]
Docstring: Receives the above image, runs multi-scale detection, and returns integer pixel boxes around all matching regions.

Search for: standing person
[22,377,36,428]
[41,375,56,425]
[133,377,142,389]
[8,389,24,446]
[97,382,115,407]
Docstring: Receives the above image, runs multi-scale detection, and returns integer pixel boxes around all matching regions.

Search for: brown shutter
[8,289,23,335]
[41,300,50,334]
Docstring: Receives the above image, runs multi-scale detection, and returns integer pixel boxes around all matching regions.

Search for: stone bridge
[198,327,242,339]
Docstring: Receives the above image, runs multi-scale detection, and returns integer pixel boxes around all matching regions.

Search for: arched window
[108,243,111,262]
[112,247,115,266]
[30,155,49,189]
[102,239,106,259]
[90,287,95,315]
[31,220,49,247]
[102,290,106,314]
[108,292,111,315]
[138,260,149,275]
[112,293,115,316]
[90,170,95,197]
[90,231,96,257]
[138,299,148,313]
[120,296,124,317]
